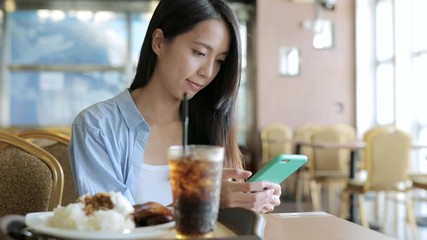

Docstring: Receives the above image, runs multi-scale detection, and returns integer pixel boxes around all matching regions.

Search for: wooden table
[411,175,427,227]
[307,141,365,178]
[263,212,395,240]
[0,211,395,240]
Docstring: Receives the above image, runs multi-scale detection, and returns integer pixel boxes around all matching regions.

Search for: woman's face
[152,19,231,100]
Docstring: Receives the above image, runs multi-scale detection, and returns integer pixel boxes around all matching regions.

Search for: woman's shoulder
[73,90,130,127]
[78,97,118,119]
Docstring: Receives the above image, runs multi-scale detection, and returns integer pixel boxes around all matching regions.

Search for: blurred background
[3,1,427,239]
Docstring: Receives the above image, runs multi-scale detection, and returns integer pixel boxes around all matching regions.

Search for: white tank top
[134,163,173,206]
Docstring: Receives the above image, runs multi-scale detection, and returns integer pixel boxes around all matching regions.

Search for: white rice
[46,192,135,231]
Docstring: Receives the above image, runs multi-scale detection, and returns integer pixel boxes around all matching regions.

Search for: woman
[69,0,281,213]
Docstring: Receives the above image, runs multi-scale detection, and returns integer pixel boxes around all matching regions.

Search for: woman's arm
[219,168,281,213]
[68,121,136,204]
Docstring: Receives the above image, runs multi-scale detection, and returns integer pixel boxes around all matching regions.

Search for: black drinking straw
[183,93,189,153]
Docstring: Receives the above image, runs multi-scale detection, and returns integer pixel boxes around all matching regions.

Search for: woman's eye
[216,59,225,65]
[192,50,205,57]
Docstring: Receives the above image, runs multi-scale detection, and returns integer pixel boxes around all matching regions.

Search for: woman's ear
[152,28,165,55]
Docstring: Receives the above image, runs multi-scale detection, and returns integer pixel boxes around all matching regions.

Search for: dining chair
[46,126,72,136]
[293,124,322,158]
[293,124,322,211]
[260,124,294,197]
[260,124,293,165]
[339,128,417,238]
[358,125,396,220]
[358,125,394,171]
[0,131,63,216]
[17,129,77,205]
[308,124,356,215]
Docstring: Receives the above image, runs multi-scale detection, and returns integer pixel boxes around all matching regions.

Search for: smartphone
[247,154,308,184]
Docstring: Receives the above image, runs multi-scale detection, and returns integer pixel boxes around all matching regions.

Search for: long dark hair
[130,0,242,169]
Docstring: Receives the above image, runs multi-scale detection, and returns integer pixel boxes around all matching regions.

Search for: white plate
[25,212,175,240]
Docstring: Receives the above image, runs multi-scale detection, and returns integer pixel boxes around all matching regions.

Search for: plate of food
[25,192,175,240]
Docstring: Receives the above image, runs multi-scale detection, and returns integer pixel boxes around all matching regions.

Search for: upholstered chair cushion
[0,146,53,216]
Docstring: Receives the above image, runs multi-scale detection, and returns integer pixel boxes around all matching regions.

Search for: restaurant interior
[1,0,427,239]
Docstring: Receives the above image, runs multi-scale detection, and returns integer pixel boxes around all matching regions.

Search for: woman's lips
[186,79,204,92]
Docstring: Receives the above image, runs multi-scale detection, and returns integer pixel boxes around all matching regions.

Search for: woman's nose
[198,60,215,79]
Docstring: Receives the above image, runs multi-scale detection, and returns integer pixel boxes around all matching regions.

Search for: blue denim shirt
[69,89,149,205]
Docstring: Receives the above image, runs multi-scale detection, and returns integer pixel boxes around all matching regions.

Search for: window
[412,0,427,126]
[375,0,394,125]
[375,63,394,125]
[364,0,427,171]
[8,10,132,126]
[411,0,427,170]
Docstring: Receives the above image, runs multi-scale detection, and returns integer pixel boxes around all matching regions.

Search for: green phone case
[248,154,308,184]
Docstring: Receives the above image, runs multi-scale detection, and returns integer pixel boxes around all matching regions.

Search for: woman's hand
[220,168,281,213]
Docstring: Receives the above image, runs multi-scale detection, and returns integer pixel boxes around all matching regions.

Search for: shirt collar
[116,89,148,129]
